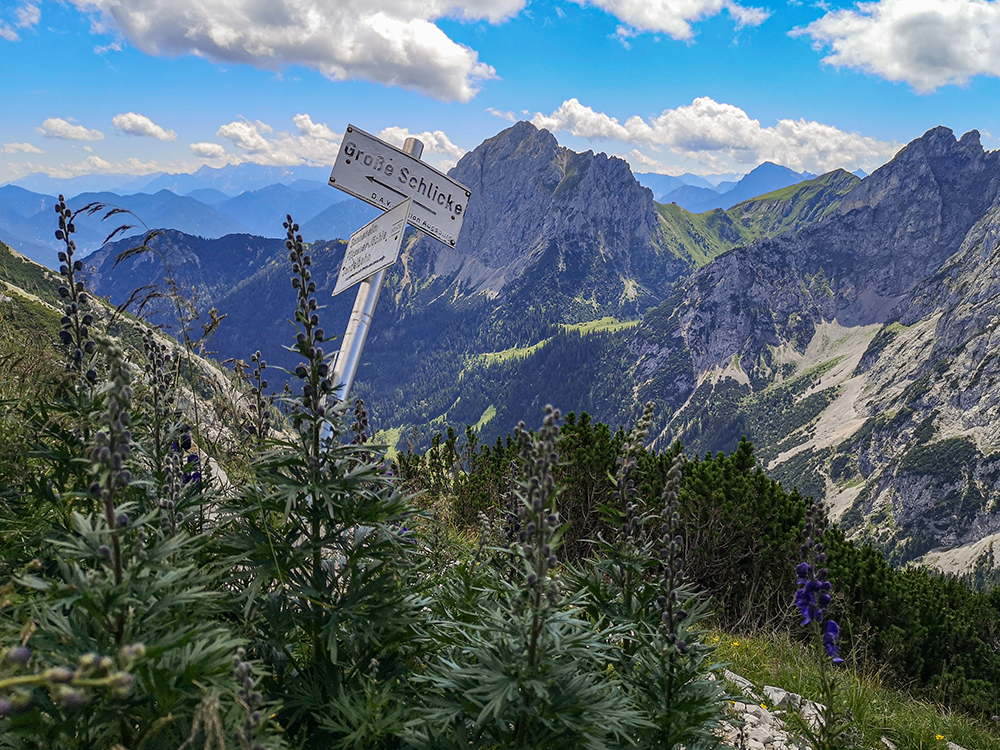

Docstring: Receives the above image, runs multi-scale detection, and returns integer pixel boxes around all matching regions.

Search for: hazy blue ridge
[686,162,817,212]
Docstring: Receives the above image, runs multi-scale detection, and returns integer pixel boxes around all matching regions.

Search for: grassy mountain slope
[654,169,861,268]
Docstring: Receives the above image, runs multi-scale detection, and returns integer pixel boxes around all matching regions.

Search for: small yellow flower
[761,704,768,710]
[936,735,945,741]
[732,640,740,646]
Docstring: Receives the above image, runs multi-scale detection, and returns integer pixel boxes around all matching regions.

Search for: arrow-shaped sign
[365,175,438,215]
[332,198,412,297]
[330,124,468,247]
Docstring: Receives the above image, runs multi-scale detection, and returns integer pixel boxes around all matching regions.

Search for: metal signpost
[328,126,471,403]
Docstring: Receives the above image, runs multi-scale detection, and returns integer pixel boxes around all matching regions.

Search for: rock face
[635,126,1000,383]
[627,127,1000,565]
[398,120,685,317]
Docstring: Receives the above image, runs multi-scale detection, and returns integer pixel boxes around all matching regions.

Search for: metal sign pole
[331,136,424,403]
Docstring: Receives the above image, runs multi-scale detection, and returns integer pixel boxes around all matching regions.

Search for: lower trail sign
[332,198,411,297]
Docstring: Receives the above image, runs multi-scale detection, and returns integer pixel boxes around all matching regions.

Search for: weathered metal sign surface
[332,198,411,297]
[329,124,470,247]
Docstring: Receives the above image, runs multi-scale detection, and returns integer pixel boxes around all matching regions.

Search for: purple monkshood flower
[796,503,844,665]
[794,562,832,626]
[823,620,845,664]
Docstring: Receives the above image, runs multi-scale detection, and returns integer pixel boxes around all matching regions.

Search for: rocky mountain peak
[445,121,656,272]
[402,121,670,301]
[840,126,998,227]
[632,123,1000,407]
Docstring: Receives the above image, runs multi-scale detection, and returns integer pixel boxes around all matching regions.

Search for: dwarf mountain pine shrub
[410,407,643,750]
[567,402,728,749]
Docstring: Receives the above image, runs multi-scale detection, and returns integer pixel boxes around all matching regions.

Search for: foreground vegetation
[0,205,998,749]
[714,630,1000,750]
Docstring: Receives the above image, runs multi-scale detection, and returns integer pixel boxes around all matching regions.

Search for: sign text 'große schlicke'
[329,124,470,248]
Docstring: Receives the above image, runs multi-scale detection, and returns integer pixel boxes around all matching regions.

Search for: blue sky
[3,0,1000,186]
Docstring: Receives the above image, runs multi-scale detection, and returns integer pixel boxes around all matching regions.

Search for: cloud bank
[208,114,343,166]
[2,142,44,154]
[795,0,1000,92]
[7,155,160,179]
[113,112,177,141]
[36,118,105,141]
[54,0,777,101]
[570,0,769,40]
[188,115,465,171]
[531,97,900,173]
[67,0,528,101]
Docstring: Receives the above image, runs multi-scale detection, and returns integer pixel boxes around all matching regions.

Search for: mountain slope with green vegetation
[654,169,861,268]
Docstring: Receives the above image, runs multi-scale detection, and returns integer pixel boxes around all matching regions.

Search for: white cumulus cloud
[214,114,343,166]
[189,142,230,159]
[377,126,466,159]
[793,0,1000,92]
[569,0,769,40]
[532,97,901,174]
[378,126,467,171]
[2,142,44,154]
[112,112,177,141]
[35,117,105,141]
[205,116,464,171]
[66,0,526,101]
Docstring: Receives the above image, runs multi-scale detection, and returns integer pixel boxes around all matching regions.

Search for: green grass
[474,337,553,365]
[655,202,740,267]
[373,425,405,460]
[654,170,861,268]
[560,317,640,335]
[712,629,1000,750]
[0,241,61,305]
[474,404,497,431]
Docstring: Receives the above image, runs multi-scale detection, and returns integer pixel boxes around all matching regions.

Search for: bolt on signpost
[328,124,472,403]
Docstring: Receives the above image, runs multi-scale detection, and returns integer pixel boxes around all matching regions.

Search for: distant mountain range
[636,163,870,214]
[0,167,378,268]
[2,158,852,271]
[6,163,334,197]
[636,162,818,212]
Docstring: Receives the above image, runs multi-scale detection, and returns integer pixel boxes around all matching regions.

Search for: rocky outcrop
[397,121,686,317]
[634,127,1000,386]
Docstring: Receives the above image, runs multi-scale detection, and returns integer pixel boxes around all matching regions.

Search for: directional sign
[329,124,471,247]
[333,198,411,297]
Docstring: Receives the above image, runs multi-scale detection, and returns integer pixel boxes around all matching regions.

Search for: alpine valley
[13,121,1000,573]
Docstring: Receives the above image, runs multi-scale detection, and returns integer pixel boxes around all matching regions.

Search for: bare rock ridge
[632,126,1000,564]
[399,120,684,312]
[633,126,1000,386]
